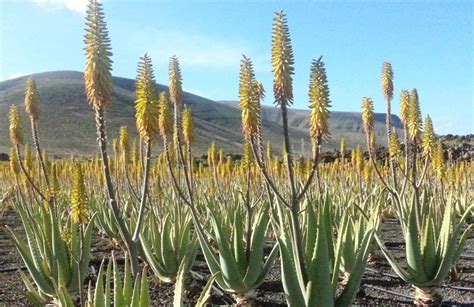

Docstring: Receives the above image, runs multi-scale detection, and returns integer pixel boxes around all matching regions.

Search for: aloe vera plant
[87,253,149,307]
[276,195,375,306]
[140,206,198,284]
[140,205,198,305]
[4,204,96,305]
[375,192,473,305]
[195,203,278,303]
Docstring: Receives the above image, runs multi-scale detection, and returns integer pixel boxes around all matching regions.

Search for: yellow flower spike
[433,142,445,180]
[208,142,217,167]
[9,147,20,175]
[24,145,33,171]
[119,126,130,162]
[169,55,183,107]
[408,89,423,142]
[239,56,260,138]
[422,115,436,158]
[363,163,372,182]
[274,157,282,177]
[169,56,183,154]
[83,0,113,110]
[218,150,225,166]
[24,78,40,123]
[266,142,273,162]
[272,10,294,107]
[388,132,402,161]
[399,90,410,125]
[340,138,346,164]
[9,105,24,147]
[182,106,195,146]
[361,97,375,152]
[70,164,89,224]
[381,62,394,104]
[241,141,254,169]
[112,138,119,155]
[225,157,233,175]
[308,56,331,146]
[49,164,60,198]
[158,92,173,142]
[61,227,72,245]
[135,53,160,141]
[355,146,364,173]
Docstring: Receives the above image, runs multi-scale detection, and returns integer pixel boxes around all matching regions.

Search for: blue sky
[1,0,472,134]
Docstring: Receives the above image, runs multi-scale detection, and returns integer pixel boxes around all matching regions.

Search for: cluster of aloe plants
[1,0,472,306]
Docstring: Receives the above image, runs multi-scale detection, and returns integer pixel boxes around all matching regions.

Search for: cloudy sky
[1,0,472,134]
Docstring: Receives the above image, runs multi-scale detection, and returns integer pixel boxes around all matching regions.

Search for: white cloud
[33,0,88,14]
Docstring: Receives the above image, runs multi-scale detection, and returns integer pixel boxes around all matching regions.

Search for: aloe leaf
[243,208,270,287]
[130,272,141,307]
[195,272,220,307]
[277,237,305,307]
[331,213,347,289]
[421,215,436,279]
[405,195,427,283]
[209,210,243,292]
[374,232,413,283]
[161,214,178,275]
[177,214,193,262]
[336,231,373,307]
[113,255,124,307]
[94,260,106,307]
[190,214,222,286]
[306,202,334,307]
[305,200,317,268]
[173,256,188,307]
[51,210,70,288]
[233,209,247,276]
[4,226,55,295]
[19,269,47,306]
[249,242,279,289]
[105,257,112,307]
[18,208,50,282]
[123,253,132,305]
[139,266,149,307]
[140,234,171,282]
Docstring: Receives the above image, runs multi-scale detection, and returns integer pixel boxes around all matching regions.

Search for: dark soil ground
[1,209,473,306]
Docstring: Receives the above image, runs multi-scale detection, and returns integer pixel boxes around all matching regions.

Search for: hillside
[0,71,401,157]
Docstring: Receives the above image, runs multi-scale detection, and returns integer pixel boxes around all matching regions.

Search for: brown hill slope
[0,71,401,157]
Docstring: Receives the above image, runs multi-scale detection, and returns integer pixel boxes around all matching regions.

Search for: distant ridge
[0,71,402,156]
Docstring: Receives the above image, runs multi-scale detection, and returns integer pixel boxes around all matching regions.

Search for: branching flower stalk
[382,62,397,187]
[132,53,159,242]
[169,56,184,176]
[182,105,194,188]
[238,55,262,264]
[9,105,47,202]
[24,79,50,189]
[399,90,411,192]
[407,88,423,227]
[248,12,334,292]
[83,0,138,275]
[307,56,331,195]
[120,126,140,202]
[70,163,89,307]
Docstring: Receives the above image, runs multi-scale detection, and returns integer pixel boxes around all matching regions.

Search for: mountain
[0,71,402,157]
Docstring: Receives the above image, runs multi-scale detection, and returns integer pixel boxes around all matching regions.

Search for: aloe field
[0,0,473,306]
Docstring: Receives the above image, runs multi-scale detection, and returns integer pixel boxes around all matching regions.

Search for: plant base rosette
[414,286,441,306]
